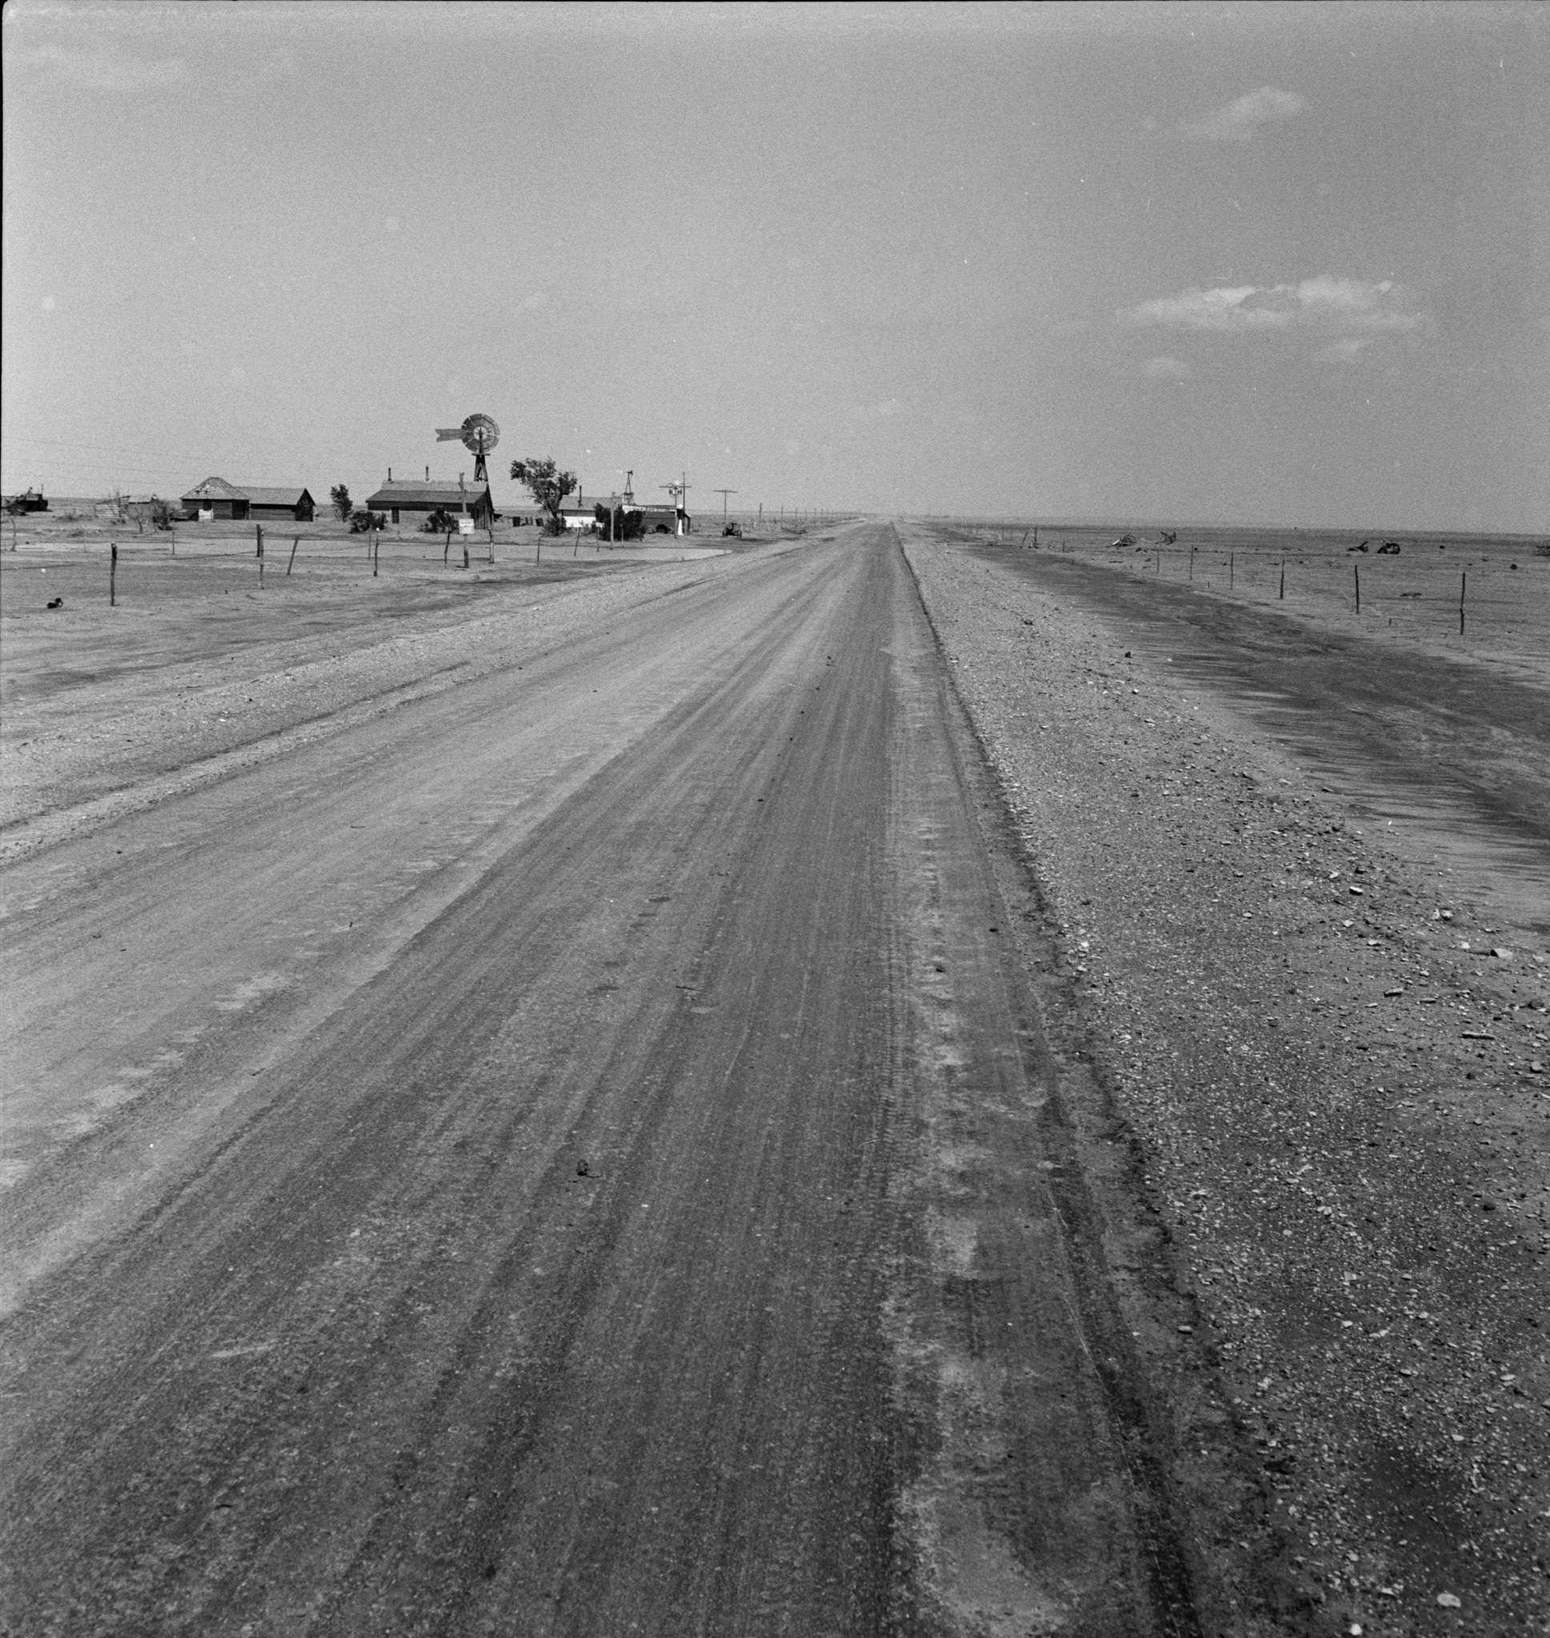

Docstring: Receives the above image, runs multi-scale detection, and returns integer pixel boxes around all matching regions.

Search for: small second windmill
[435,413,500,483]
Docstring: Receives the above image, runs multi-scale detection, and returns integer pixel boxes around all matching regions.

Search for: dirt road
[1,526,1208,1634]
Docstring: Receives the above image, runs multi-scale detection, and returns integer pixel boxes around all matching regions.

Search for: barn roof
[364,480,492,508]
[179,478,312,504]
[243,485,313,506]
[181,476,247,501]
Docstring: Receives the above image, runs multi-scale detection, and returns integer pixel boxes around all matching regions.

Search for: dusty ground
[1,519,1546,1634]
[900,526,1550,1636]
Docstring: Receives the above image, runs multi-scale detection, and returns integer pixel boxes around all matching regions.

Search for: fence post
[1354,563,1360,614]
[286,534,300,576]
[257,528,264,590]
[1279,558,1286,600]
[1459,571,1466,637]
[109,542,117,606]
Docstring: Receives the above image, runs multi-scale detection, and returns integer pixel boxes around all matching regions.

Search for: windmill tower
[435,413,500,485]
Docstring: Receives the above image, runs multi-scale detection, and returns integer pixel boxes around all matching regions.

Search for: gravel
[900,524,1549,1638]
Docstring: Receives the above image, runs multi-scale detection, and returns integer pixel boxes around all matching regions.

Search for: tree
[330,484,352,522]
[594,501,643,542]
[510,456,576,535]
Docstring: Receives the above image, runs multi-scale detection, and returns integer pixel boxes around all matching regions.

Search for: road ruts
[1,523,1199,1635]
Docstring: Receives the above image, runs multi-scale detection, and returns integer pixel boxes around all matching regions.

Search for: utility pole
[714,488,737,524]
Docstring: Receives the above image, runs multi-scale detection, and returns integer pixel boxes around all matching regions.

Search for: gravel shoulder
[901,524,1550,1637]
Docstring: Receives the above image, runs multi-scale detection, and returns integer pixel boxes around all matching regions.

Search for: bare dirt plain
[1,519,1546,1636]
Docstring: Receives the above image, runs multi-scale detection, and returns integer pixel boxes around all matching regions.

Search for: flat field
[947,520,1550,680]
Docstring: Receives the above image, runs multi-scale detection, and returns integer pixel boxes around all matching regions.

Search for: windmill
[435,413,500,484]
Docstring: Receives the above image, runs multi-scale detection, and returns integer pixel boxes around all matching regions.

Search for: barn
[245,486,316,523]
[364,478,495,527]
[181,477,249,520]
[180,478,315,522]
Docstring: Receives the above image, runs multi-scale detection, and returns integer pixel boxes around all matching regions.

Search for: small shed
[364,478,494,527]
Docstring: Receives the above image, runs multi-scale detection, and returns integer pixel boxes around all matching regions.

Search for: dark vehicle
[5,489,48,514]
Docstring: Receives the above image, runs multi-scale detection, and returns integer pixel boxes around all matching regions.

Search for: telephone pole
[714,488,737,524]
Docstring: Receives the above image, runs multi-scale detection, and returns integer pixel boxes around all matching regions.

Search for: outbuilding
[364,478,495,528]
[181,477,249,520]
[244,486,316,523]
[179,478,315,522]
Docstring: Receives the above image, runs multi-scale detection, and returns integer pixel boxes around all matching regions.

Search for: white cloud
[1142,356,1192,380]
[1118,278,1427,340]
[11,44,188,92]
[1183,86,1306,142]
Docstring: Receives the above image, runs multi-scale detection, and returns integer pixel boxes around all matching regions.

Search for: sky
[3,0,1547,530]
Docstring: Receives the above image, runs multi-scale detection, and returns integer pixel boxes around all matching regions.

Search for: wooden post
[1229,550,1235,589]
[1189,544,1196,581]
[535,533,542,564]
[1354,563,1361,614]
[1279,558,1286,600]
[1460,571,1466,636]
[372,526,380,578]
[109,542,117,606]
[462,541,469,570]
[257,529,264,589]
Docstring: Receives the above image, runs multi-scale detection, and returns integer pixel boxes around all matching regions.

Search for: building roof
[364,480,492,508]
[243,486,313,507]
[180,478,312,505]
[181,476,247,501]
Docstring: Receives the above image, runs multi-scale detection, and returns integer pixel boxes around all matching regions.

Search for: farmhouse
[364,478,495,528]
[180,478,315,522]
